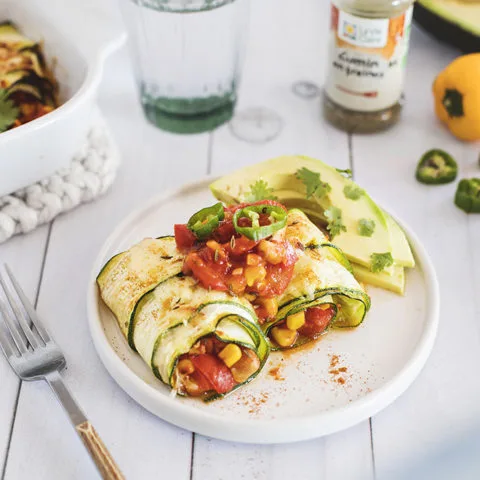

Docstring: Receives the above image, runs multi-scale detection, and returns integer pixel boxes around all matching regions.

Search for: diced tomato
[174,224,196,250]
[190,354,236,394]
[298,306,335,338]
[213,219,236,244]
[183,252,228,291]
[188,370,214,395]
[258,242,297,296]
[228,236,258,256]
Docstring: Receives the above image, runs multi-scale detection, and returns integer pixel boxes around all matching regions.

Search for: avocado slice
[210,155,415,272]
[414,0,480,53]
[353,263,405,295]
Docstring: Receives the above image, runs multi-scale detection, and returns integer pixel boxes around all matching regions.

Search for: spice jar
[323,0,415,133]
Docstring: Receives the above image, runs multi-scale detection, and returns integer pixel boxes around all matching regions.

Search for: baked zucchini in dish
[0,22,57,132]
[265,210,370,349]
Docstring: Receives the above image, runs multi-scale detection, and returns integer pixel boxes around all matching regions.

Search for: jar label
[325,4,413,112]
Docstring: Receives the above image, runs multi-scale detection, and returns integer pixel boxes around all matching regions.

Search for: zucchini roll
[265,210,371,349]
[97,237,269,400]
[97,236,184,349]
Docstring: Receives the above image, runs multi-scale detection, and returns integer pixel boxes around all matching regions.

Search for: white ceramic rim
[86,177,440,444]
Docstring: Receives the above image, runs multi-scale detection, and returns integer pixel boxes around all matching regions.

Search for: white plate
[87,178,439,444]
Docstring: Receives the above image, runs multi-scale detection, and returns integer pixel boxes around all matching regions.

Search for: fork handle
[45,371,124,480]
[76,421,124,480]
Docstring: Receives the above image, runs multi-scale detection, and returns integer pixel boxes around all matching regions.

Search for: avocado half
[414,0,480,53]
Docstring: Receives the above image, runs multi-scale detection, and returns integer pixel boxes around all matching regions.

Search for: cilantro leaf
[0,89,19,133]
[358,219,375,237]
[244,179,277,202]
[370,252,394,273]
[296,167,331,200]
[336,168,352,179]
[324,206,346,239]
[343,184,364,200]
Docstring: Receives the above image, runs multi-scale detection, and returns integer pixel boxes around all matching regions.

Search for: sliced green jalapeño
[187,202,225,239]
[416,149,458,185]
[455,178,480,213]
[233,205,287,241]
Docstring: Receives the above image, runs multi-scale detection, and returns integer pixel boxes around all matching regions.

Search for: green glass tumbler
[119,0,250,134]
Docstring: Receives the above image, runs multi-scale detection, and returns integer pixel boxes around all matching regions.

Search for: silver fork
[0,265,124,480]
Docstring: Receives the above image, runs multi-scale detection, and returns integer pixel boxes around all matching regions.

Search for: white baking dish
[0,0,126,197]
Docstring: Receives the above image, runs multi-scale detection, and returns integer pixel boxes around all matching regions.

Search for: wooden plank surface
[352,25,480,480]
[0,227,49,476]
[0,0,478,478]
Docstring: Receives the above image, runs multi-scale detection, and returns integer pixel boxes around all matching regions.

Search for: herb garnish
[0,89,19,133]
[244,179,277,202]
[343,184,364,200]
[324,206,346,239]
[370,252,394,273]
[336,168,353,179]
[296,167,331,200]
[358,219,375,237]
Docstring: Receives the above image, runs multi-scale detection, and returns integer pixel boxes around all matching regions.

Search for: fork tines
[0,264,50,358]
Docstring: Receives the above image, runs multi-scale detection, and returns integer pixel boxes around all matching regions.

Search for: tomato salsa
[175,200,336,349]
[175,201,298,321]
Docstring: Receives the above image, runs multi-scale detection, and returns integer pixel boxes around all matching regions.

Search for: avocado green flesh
[383,211,415,268]
[96,237,184,344]
[353,263,405,295]
[418,0,480,36]
[210,155,414,272]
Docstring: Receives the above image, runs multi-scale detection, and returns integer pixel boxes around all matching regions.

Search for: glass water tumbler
[119,0,250,134]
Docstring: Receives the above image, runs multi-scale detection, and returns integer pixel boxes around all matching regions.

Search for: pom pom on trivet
[0,114,120,243]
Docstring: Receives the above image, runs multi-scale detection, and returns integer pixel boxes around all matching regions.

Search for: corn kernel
[177,358,195,375]
[245,265,266,287]
[218,343,242,368]
[246,253,262,266]
[286,311,305,331]
[206,240,221,250]
[259,297,278,318]
[271,327,297,348]
[244,293,257,302]
[231,267,244,276]
[258,240,284,265]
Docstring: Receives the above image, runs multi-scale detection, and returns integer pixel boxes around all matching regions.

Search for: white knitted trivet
[0,114,120,243]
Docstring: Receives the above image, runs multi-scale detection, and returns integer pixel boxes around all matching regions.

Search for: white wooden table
[1,1,480,478]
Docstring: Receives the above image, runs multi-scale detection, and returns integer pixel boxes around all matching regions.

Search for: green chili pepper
[416,149,458,185]
[187,202,225,239]
[233,205,287,241]
[454,178,480,213]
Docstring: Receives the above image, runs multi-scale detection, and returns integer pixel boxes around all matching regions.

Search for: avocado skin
[414,3,480,54]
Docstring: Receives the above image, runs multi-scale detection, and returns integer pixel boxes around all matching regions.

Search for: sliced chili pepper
[454,178,480,213]
[416,149,458,185]
[233,205,287,241]
[229,200,288,213]
[187,202,225,240]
